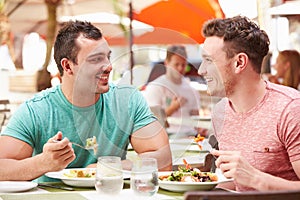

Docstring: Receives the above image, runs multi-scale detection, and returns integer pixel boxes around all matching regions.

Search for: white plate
[45,168,131,188]
[158,170,233,192]
[170,141,212,154]
[0,181,37,193]
[45,168,96,188]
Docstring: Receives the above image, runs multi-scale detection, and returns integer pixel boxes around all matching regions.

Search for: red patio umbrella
[106,27,198,45]
[108,0,224,84]
[132,0,225,44]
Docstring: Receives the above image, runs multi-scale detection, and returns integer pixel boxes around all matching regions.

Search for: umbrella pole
[129,0,134,85]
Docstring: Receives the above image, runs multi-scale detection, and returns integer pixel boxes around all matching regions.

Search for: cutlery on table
[37,183,74,191]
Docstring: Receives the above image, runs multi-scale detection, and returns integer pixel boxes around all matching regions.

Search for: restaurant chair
[0,113,6,132]
[184,189,300,200]
[0,99,10,113]
[198,153,215,172]
[0,99,10,132]
[146,63,166,84]
[208,134,219,172]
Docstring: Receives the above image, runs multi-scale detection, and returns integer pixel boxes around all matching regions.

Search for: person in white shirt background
[142,45,202,138]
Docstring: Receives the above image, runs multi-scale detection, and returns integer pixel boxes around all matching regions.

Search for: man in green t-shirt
[0,21,172,181]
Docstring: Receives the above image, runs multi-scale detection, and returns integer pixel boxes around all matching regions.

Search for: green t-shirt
[2,83,156,182]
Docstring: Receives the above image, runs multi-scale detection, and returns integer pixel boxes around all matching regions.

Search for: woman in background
[269,50,300,90]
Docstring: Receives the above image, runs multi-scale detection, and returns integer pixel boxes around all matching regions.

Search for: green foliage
[0,0,6,13]
[112,0,128,35]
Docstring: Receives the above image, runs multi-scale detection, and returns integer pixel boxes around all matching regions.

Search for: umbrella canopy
[132,0,225,44]
[6,0,223,44]
[5,0,159,37]
[106,27,199,45]
[57,11,197,45]
[59,12,153,42]
[5,0,224,45]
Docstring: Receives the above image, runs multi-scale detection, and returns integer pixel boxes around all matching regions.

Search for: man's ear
[284,61,291,70]
[234,53,248,73]
[164,60,168,66]
[61,58,73,75]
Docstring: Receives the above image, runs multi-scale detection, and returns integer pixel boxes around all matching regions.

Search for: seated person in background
[0,20,172,182]
[199,16,300,191]
[267,50,300,90]
[143,45,202,137]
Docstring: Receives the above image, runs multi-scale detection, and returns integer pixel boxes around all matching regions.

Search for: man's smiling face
[73,35,112,95]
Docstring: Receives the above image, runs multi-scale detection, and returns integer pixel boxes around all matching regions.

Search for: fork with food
[53,136,98,155]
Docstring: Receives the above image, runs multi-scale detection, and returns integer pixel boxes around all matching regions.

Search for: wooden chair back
[0,99,10,132]
[184,190,300,200]
[0,99,10,113]
[0,113,6,132]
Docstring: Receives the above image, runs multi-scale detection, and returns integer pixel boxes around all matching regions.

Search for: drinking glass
[95,156,124,194]
[130,158,159,197]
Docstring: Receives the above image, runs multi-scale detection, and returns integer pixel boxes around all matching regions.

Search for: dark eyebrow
[87,50,112,59]
[202,50,210,57]
[202,53,211,59]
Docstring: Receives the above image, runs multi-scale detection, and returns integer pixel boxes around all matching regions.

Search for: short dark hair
[166,45,187,61]
[54,20,103,76]
[202,15,270,73]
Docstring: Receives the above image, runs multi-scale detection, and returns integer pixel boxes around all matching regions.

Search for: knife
[38,183,74,191]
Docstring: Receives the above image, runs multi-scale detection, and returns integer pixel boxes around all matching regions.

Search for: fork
[53,139,97,151]
[71,142,95,150]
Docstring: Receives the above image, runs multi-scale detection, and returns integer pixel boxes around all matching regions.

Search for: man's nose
[102,61,112,71]
[198,63,206,76]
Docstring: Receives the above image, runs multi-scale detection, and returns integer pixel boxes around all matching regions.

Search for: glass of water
[130,157,159,197]
[95,156,124,195]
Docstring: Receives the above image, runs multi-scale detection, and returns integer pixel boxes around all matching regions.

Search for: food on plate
[159,159,218,183]
[63,169,96,178]
[86,136,98,155]
[194,134,205,150]
[194,134,205,143]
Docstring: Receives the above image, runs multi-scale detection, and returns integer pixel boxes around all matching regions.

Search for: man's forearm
[165,105,178,116]
[252,171,300,191]
[0,155,48,181]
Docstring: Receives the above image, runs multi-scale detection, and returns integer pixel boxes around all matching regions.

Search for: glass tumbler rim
[97,156,121,162]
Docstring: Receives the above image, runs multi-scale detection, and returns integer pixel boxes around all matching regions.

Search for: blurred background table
[167,116,211,130]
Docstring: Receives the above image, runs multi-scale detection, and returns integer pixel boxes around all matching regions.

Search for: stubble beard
[223,70,236,97]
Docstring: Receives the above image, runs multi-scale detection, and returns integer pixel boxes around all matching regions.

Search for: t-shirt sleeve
[129,89,157,133]
[1,102,36,147]
[278,98,300,162]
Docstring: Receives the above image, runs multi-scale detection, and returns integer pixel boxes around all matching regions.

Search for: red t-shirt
[212,81,300,191]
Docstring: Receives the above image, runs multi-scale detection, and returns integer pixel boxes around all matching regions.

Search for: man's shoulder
[26,85,60,104]
[109,83,137,92]
[267,81,300,100]
[147,75,173,90]
[106,83,141,100]
[148,75,168,85]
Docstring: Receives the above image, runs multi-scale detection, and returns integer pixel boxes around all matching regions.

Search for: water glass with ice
[95,156,124,194]
[130,157,159,197]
